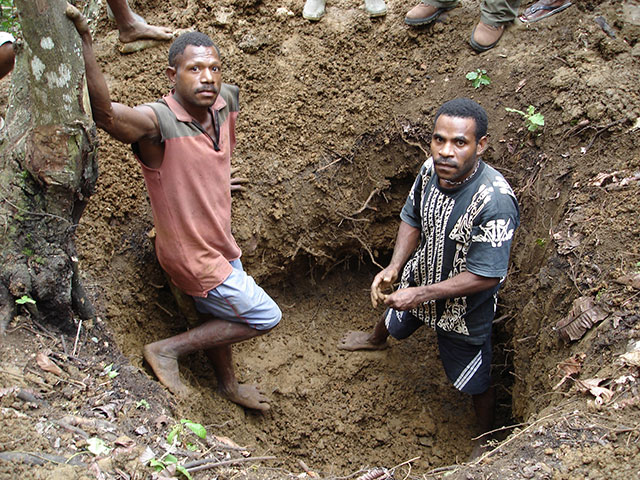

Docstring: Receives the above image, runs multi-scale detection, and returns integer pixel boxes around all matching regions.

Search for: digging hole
[167,256,518,475]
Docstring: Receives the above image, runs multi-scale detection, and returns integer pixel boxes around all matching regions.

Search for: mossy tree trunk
[0,0,98,333]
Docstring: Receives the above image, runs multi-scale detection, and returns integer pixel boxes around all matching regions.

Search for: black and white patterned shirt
[399,157,520,344]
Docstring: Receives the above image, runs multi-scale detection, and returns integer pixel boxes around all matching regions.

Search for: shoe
[519,0,571,23]
[365,0,387,17]
[469,21,505,52]
[303,0,326,21]
[404,2,453,26]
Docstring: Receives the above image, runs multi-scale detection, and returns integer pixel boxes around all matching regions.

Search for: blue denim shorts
[193,259,281,331]
[384,308,492,395]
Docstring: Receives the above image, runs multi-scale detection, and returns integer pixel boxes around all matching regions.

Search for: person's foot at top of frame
[303,0,387,21]
[107,0,173,44]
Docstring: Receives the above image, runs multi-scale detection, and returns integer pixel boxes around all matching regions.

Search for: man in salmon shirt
[67,5,281,411]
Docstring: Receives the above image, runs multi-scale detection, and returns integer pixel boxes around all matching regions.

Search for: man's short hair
[168,32,220,67]
[434,98,488,142]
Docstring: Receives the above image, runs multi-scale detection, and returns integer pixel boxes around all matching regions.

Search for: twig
[316,157,344,172]
[583,119,624,154]
[467,411,562,466]
[185,455,276,473]
[348,233,384,269]
[154,302,175,317]
[72,319,82,356]
[351,188,380,216]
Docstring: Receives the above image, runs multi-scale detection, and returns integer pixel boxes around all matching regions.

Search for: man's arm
[66,4,159,145]
[384,271,500,311]
[371,220,420,307]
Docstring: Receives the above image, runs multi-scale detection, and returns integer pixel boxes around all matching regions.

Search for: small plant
[167,419,207,448]
[149,454,193,480]
[466,69,491,89]
[15,295,35,305]
[136,399,150,410]
[22,247,34,257]
[103,363,119,379]
[535,238,546,247]
[505,105,545,132]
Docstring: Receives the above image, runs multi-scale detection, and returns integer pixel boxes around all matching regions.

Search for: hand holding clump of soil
[370,266,398,308]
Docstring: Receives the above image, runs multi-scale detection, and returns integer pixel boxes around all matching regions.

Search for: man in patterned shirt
[339,98,519,457]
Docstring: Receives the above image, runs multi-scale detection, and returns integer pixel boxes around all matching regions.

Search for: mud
[1,0,640,477]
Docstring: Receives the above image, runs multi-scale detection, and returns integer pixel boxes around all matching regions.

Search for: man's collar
[163,89,227,122]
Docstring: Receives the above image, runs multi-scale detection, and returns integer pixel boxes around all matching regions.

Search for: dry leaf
[515,78,527,93]
[553,353,585,390]
[552,229,583,254]
[620,351,640,367]
[114,435,135,448]
[36,352,62,376]
[575,378,614,405]
[614,273,640,290]
[556,296,608,342]
[212,434,244,450]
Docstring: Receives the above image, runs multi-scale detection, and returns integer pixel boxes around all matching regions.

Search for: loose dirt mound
[1,0,640,478]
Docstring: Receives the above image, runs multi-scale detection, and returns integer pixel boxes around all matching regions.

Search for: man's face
[167,45,222,110]
[430,114,488,188]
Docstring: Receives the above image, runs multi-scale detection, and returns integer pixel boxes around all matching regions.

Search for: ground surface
[1,0,640,478]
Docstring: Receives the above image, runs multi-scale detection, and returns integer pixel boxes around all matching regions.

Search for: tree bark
[0,0,98,333]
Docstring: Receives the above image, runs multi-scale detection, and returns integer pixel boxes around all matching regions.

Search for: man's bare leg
[106,0,173,44]
[469,386,496,460]
[338,316,389,351]
[206,345,270,411]
[143,319,270,408]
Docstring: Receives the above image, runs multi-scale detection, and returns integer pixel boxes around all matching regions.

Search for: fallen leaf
[552,229,583,254]
[36,352,63,376]
[620,351,640,367]
[115,435,135,448]
[614,273,640,290]
[212,434,244,450]
[575,378,614,405]
[515,78,527,93]
[556,296,608,342]
[553,353,586,390]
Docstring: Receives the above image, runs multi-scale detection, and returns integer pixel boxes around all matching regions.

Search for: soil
[1,0,640,478]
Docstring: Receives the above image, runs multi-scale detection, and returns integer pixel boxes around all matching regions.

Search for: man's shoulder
[219,83,239,112]
[479,162,517,200]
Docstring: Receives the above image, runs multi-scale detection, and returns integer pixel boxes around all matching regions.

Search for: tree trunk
[0,0,98,333]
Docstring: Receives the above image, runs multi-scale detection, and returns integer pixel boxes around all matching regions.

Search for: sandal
[519,0,572,23]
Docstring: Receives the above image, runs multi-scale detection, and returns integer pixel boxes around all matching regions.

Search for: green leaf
[167,425,180,445]
[163,454,178,465]
[529,113,545,127]
[182,420,207,439]
[466,71,479,80]
[149,458,165,471]
[87,437,112,456]
[15,295,36,305]
[136,399,150,409]
[176,464,193,480]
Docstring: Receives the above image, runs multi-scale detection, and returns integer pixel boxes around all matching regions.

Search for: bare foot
[219,383,270,411]
[118,22,174,44]
[337,331,388,351]
[143,343,190,396]
[468,437,492,462]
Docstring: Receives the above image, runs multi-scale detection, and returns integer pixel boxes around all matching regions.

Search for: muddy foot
[143,343,190,396]
[118,22,173,44]
[219,383,270,411]
[337,330,388,351]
